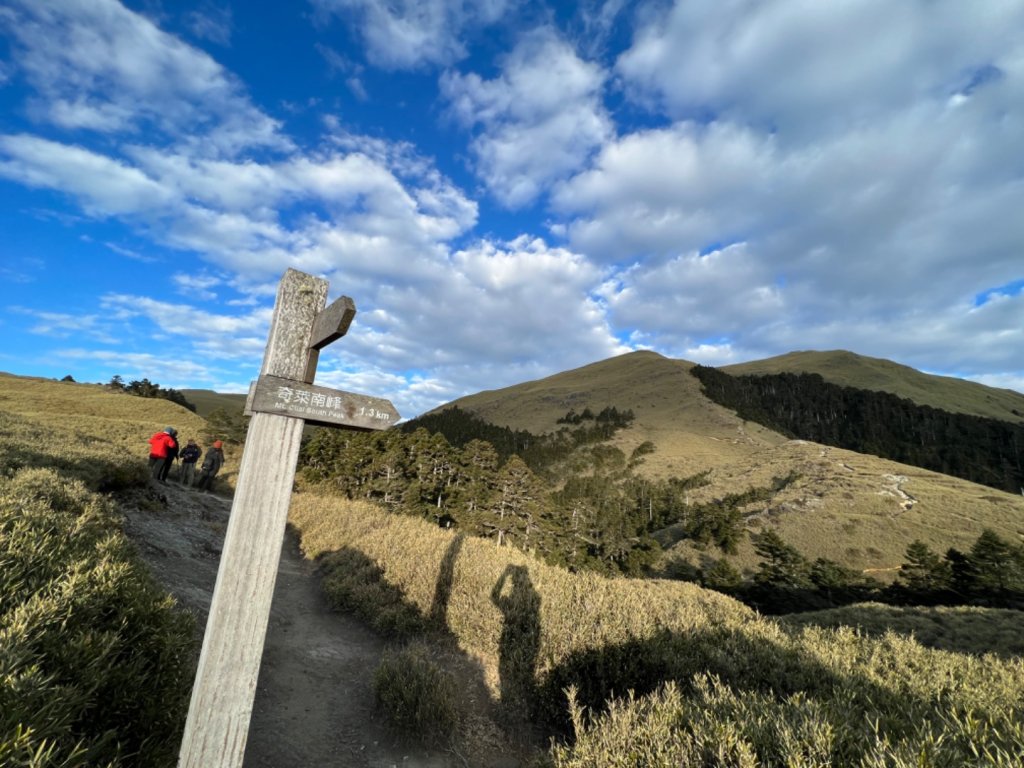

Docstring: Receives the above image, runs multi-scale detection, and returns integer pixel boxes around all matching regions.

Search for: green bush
[373,641,461,746]
[0,469,195,767]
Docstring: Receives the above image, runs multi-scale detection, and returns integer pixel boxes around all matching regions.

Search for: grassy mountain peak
[438,349,789,478]
[428,350,1024,580]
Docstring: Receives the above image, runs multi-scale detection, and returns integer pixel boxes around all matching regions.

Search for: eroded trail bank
[122,483,455,768]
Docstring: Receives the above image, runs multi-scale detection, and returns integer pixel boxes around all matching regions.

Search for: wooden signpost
[177,269,398,768]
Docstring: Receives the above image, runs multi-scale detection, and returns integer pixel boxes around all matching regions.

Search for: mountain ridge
[426,349,1024,579]
[723,349,1024,424]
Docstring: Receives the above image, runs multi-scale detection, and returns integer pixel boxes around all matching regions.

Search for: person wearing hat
[178,439,202,486]
[195,439,225,492]
[147,427,178,484]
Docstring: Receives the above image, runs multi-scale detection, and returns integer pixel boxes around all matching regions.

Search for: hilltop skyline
[1,0,1022,418]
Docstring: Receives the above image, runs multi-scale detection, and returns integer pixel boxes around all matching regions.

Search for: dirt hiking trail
[121,479,465,768]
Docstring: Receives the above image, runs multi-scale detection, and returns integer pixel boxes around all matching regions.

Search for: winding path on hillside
[122,481,457,768]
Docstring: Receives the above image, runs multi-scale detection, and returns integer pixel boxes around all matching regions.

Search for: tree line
[691,366,1024,493]
[692,527,1024,614]
[300,407,799,576]
[402,405,636,473]
[106,374,197,412]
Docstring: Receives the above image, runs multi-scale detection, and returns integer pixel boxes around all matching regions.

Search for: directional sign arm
[302,295,356,383]
[310,296,356,350]
[249,374,399,430]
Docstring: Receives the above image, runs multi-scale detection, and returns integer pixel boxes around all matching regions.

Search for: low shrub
[553,672,1024,768]
[319,548,428,638]
[0,468,195,767]
[373,641,462,746]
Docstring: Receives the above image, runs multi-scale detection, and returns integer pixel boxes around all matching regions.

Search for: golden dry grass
[289,489,1024,685]
[0,375,200,766]
[662,440,1024,579]
[290,488,748,697]
[289,491,1024,765]
[0,372,241,489]
[783,602,1024,658]
[438,350,789,478]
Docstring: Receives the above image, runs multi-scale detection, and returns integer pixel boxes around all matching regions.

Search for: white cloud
[313,235,629,409]
[0,132,479,291]
[3,0,1021,410]
[442,29,613,207]
[604,243,783,345]
[187,3,232,46]
[551,12,1024,380]
[11,307,119,344]
[312,0,511,70]
[0,135,178,215]
[105,242,158,263]
[56,348,218,388]
[552,121,775,261]
[616,0,1024,143]
[99,294,272,364]
[173,272,222,301]
[1,0,287,155]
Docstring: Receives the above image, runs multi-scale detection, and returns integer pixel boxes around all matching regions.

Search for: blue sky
[1,0,1022,420]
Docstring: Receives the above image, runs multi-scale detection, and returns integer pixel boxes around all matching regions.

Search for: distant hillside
[422,351,1024,581]
[180,388,248,418]
[724,350,1024,424]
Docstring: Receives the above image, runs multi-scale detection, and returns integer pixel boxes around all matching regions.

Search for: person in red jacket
[148,427,177,484]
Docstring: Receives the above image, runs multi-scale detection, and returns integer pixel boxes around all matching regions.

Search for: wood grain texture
[178,269,328,768]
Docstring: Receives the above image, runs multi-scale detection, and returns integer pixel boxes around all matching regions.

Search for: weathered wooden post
[178,268,398,768]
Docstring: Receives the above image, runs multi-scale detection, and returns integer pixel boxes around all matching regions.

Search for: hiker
[195,440,225,492]
[179,439,202,486]
[147,427,177,484]
[159,428,179,483]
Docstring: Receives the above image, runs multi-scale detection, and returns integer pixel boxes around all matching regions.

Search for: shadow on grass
[311,538,545,761]
[308,537,1010,764]
[491,564,541,722]
[429,533,464,630]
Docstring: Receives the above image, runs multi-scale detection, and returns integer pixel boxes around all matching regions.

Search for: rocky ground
[120,478,462,768]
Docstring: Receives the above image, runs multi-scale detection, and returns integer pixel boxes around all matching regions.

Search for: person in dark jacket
[195,440,225,492]
[147,427,177,484]
[179,439,202,486]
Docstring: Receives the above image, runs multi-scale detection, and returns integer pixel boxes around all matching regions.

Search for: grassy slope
[0,372,200,765]
[782,602,1024,658]
[0,372,240,489]
[1,373,206,477]
[664,440,1024,579]
[6,373,1023,764]
[429,352,1024,579]
[437,349,790,479]
[723,349,1024,423]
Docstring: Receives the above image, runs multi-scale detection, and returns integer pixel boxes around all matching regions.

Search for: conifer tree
[752,529,812,589]
[969,529,1021,593]
[704,558,742,590]
[898,540,951,593]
